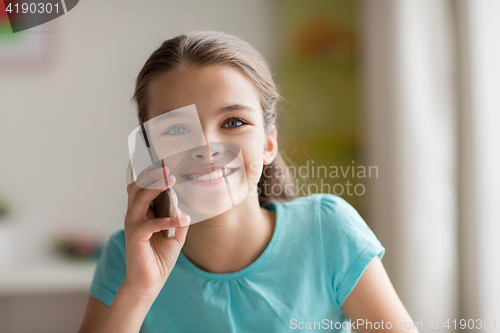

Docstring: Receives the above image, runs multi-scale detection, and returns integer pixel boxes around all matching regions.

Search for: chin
[175,184,237,216]
[195,194,234,215]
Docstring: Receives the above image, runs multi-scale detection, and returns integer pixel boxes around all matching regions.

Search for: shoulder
[312,194,386,309]
[273,193,376,244]
[275,193,324,215]
[89,229,126,307]
[107,229,125,250]
[100,229,126,269]
[274,193,380,251]
[274,194,385,308]
[98,229,126,261]
[318,193,370,232]
[320,194,384,258]
[318,193,362,221]
[277,193,362,228]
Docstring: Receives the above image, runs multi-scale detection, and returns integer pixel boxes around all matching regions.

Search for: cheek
[229,127,268,186]
[239,141,263,166]
[240,147,264,191]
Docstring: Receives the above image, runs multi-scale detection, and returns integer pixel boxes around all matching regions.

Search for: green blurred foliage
[275,0,370,215]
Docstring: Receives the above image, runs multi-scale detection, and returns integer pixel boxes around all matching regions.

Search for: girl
[78,31,419,333]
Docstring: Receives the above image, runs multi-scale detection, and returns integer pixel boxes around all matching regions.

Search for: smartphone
[153,185,178,239]
[141,125,178,239]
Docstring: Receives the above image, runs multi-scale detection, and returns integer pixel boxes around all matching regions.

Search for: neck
[181,192,276,274]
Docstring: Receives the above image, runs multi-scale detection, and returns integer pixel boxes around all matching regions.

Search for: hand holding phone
[122,167,190,300]
[151,160,179,239]
[135,163,181,239]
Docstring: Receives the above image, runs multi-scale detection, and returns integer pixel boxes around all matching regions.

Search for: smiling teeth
[186,168,233,181]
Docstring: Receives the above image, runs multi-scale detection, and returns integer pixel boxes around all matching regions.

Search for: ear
[263,125,278,166]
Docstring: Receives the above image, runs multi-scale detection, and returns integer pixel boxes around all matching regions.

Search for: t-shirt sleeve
[319,193,385,310]
[89,229,127,307]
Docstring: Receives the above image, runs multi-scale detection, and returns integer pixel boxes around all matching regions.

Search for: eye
[222,117,247,128]
[163,125,190,135]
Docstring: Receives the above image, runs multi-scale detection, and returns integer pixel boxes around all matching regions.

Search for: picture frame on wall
[0,0,57,71]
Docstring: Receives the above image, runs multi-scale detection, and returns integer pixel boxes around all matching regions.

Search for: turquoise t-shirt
[89,193,385,332]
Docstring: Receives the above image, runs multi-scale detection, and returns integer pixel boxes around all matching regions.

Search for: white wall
[456,0,500,323]
[0,0,276,263]
[360,0,459,329]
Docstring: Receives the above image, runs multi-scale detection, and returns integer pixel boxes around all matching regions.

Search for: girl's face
[146,64,277,217]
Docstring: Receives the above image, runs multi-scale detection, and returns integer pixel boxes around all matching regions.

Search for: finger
[129,215,190,242]
[127,176,176,221]
[127,167,171,209]
[146,206,156,220]
[145,175,175,191]
[136,166,171,189]
[127,181,141,210]
[169,222,190,248]
[152,215,191,252]
[160,218,191,251]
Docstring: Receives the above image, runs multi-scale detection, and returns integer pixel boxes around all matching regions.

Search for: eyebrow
[152,104,255,122]
[217,104,256,114]
[151,110,189,122]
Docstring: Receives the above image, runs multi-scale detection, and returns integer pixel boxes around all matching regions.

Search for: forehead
[147,64,261,120]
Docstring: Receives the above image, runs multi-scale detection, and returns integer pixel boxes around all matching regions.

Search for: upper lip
[181,165,237,177]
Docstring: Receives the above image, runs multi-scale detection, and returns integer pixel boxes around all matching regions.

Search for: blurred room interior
[0,0,499,332]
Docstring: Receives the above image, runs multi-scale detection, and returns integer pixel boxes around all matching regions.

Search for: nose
[189,142,226,161]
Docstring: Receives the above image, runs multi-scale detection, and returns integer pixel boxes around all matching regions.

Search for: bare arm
[78,296,108,333]
[78,283,160,333]
[341,256,420,333]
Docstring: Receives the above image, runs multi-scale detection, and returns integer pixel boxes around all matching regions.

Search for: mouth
[181,167,239,182]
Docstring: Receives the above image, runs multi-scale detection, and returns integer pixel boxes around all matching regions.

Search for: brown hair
[131,31,296,205]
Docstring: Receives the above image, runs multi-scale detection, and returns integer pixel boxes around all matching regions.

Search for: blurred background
[0,0,499,332]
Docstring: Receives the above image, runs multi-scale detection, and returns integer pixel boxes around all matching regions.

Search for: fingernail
[179,215,190,227]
